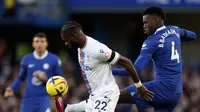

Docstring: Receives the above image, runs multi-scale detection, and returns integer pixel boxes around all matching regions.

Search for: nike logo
[142,44,147,48]
[28,64,35,68]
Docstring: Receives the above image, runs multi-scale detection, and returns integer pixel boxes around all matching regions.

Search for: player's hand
[54,97,65,112]
[137,85,154,101]
[4,87,14,97]
[34,71,47,82]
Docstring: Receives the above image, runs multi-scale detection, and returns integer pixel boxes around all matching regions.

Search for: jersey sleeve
[112,68,129,76]
[96,45,120,65]
[11,56,27,91]
[134,41,158,74]
[179,28,196,42]
[53,57,62,76]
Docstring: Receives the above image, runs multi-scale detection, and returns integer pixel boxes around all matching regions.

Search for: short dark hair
[143,6,166,20]
[34,32,47,38]
[61,21,82,33]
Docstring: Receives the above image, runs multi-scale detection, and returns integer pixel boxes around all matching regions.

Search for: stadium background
[0,0,200,112]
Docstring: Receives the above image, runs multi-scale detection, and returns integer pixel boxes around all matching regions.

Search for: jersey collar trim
[33,50,48,60]
[154,26,166,34]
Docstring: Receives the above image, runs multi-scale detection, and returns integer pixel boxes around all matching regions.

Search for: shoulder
[167,25,179,29]
[48,52,62,66]
[20,53,33,64]
[84,36,111,55]
[22,53,34,60]
[48,52,60,59]
[142,35,162,51]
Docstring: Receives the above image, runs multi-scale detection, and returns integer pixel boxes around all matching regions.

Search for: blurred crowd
[0,50,200,112]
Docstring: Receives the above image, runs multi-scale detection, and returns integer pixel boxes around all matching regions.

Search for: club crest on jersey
[43,63,49,70]
[99,49,104,53]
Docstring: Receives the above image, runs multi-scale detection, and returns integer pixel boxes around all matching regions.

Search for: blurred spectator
[17,0,68,21]
[0,39,7,56]
[1,0,16,17]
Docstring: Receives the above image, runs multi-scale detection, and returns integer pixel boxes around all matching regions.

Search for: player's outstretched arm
[4,57,27,97]
[180,28,196,42]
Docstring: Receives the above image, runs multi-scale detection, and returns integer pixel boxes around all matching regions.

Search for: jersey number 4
[171,41,180,63]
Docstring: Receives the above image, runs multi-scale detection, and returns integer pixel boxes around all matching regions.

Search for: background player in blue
[55,6,197,112]
[4,33,62,112]
[112,6,197,112]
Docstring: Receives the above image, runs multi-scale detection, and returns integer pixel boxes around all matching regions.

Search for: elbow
[192,32,197,40]
[19,75,26,81]
[124,58,134,70]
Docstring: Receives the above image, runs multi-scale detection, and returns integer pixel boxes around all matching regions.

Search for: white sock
[65,100,87,112]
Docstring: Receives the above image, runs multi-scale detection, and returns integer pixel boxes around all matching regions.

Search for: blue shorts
[128,81,181,112]
[20,96,51,112]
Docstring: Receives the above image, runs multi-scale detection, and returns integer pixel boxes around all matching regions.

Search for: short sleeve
[96,45,120,65]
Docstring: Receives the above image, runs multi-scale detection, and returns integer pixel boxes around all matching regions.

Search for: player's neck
[157,22,164,29]
[36,51,46,57]
[79,34,87,50]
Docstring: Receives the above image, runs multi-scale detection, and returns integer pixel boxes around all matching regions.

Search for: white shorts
[85,94,119,112]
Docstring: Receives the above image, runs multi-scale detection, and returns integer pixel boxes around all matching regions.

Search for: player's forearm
[117,56,140,83]
[11,77,24,91]
[112,68,129,76]
[180,29,196,42]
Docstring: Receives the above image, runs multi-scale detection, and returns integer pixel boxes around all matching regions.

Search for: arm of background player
[112,54,151,76]
[11,58,27,92]
[112,68,129,76]
[54,58,62,76]
[180,29,196,42]
[116,56,141,83]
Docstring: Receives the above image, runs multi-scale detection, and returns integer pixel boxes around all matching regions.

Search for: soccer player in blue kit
[54,6,196,112]
[112,6,197,112]
[4,33,62,112]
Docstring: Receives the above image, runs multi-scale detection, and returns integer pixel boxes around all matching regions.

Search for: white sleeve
[96,46,120,65]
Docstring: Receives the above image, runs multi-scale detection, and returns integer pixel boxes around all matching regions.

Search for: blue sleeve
[112,68,128,76]
[11,57,27,91]
[54,57,62,76]
[134,40,158,74]
[134,54,151,74]
[179,28,196,42]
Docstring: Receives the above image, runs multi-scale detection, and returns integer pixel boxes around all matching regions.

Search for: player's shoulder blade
[83,36,104,54]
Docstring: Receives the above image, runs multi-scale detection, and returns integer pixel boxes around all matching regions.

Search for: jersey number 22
[171,41,180,63]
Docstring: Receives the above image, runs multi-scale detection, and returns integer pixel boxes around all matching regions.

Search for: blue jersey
[11,51,62,99]
[113,26,196,93]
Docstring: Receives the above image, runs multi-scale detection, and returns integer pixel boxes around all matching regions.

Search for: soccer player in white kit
[59,21,153,112]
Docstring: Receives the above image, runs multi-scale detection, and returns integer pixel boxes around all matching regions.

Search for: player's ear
[46,41,49,47]
[71,33,78,41]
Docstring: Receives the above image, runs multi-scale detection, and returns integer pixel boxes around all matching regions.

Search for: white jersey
[78,36,120,96]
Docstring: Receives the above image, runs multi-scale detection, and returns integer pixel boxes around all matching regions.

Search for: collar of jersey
[154,25,166,34]
[33,50,48,60]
